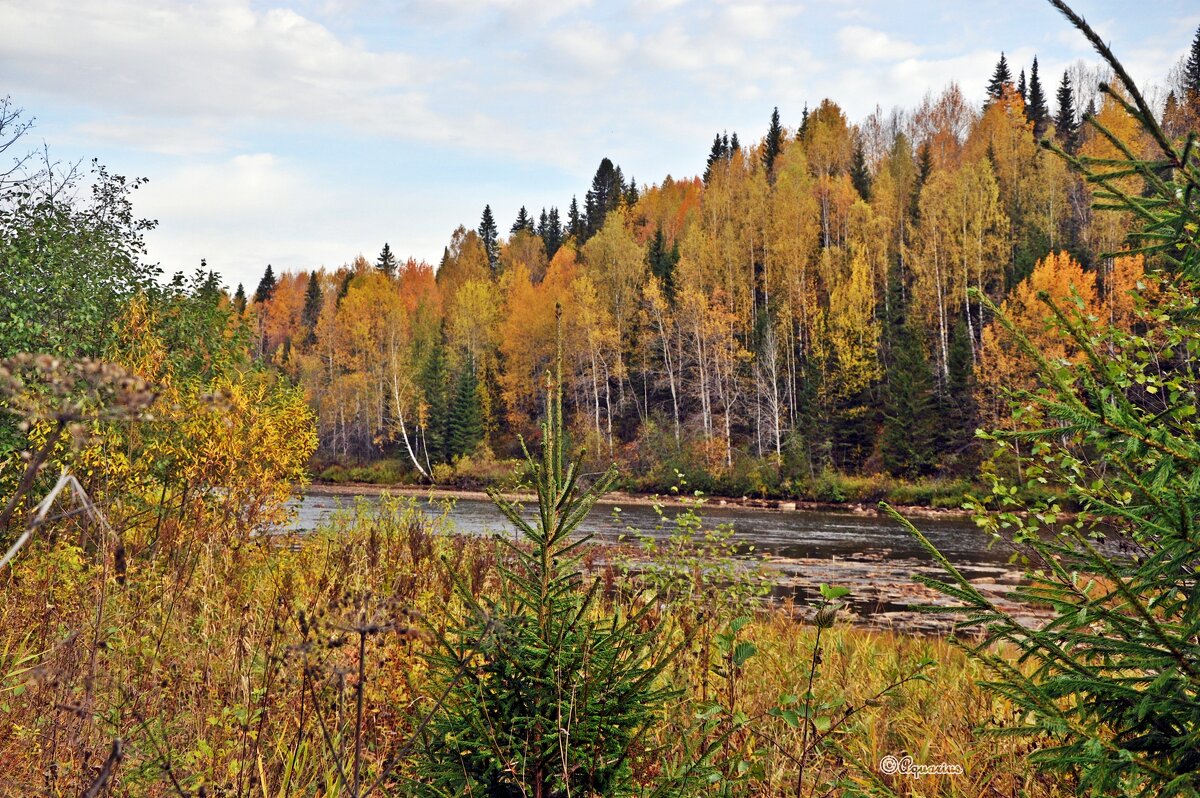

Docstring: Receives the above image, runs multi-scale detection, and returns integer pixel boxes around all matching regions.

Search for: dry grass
[0,495,1067,797]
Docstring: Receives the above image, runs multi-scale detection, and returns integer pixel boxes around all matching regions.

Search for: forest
[234,42,1200,501]
[2,1,1200,795]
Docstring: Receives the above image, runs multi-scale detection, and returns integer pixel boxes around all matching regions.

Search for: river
[288,488,1006,565]
[288,488,1029,630]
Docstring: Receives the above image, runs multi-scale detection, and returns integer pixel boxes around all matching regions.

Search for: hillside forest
[228,42,1200,498]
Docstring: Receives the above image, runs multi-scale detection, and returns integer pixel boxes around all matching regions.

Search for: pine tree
[252,264,276,304]
[376,242,397,276]
[762,106,784,177]
[850,137,871,200]
[448,357,484,458]
[1055,69,1079,152]
[987,52,1012,101]
[1017,69,1028,103]
[511,206,534,235]
[232,283,246,314]
[479,205,500,274]
[1027,56,1049,139]
[300,270,322,343]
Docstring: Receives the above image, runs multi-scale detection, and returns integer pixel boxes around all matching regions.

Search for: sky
[0,0,1196,292]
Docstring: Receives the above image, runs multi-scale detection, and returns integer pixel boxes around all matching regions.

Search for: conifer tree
[567,195,584,242]
[1027,56,1049,139]
[881,317,935,477]
[584,158,624,240]
[729,131,741,152]
[1055,69,1079,152]
[419,335,450,465]
[986,52,1012,101]
[1185,24,1200,99]
[336,270,353,305]
[850,137,871,200]
[376,242,397,276]
[1017,69,1027,102]
[543,206,563,257]
[416,318,689,796]
[252,264,276,304]
[478,205,500,273]
[511,206,534,235]
[232,283,246,314]
[448,356,484,458]
[762,106,784,177]
[300,270,322,343]
[704,133,727,184]
[646,226,678,297]
[624,175,639,206]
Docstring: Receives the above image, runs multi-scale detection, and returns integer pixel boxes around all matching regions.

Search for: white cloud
[837,25,922,62]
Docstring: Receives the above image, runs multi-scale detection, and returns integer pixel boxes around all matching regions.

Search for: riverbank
[306,480,977,520]
[299,481,1048,635]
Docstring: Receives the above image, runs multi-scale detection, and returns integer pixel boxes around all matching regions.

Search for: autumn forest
[232,50,1199,501]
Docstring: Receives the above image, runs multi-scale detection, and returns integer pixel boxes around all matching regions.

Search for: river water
[288,489,1008,567]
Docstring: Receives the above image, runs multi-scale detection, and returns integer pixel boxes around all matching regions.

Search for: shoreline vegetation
[306,478,980,519]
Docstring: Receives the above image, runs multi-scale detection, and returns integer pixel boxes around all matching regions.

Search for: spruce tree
[300,270,322,343]
[729,131,741,152]
[762,106,784,177]
[252,264,276,304]
[232,283,246,315]
[511,206,534,235]
[478,205,500,274]
[416,327,688,796]
[850,137,871,200]
[567,196,584,243]
[624,175,639,206]
[584,158,623,240]
[544,206,563,258]
[376,242,397,276]
[703,133,727,184]
[1027,56,1049,139]
[419,335,450,465]
[336,271,353,305]
[1055,69,1079,152]
[940,319,977,470]
[1017,69,1027,103]
[448,357,484,459]
[1185,23,1200,99]
[986,52,1012,101]
[883,267,936,480]
[646,226,678,297]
